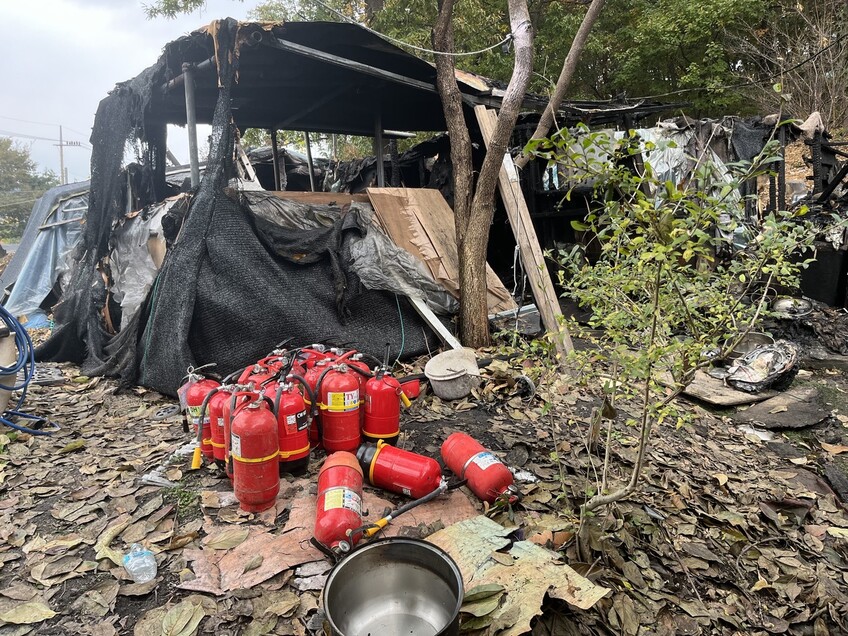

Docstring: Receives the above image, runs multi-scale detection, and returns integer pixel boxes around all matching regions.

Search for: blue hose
[0,305,58,436]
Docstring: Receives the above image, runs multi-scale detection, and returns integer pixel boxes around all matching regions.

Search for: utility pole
[54,126,82,185]
[58,125,65,185]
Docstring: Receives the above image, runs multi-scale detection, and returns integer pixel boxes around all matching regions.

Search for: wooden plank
[367,187,516,315]
[270,192,371,205]
[474,106,573,357]
[410,297,462,350]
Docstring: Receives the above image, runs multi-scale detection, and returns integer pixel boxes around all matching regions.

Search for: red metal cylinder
[209,389,232,468]
[314,452,364,552]
[184,378,219,460]
[319,366,361,453]
[357,440,442,499]
[223,391,253,481]
[363,374,401,444]
[275,383,310,475]
[304,360,329,448]
[344,354,371,426]
[441,432,515,503]
[231,400,280,513]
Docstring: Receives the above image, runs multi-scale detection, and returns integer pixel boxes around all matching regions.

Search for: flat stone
[680,370,778,407]
[732,386,830,429]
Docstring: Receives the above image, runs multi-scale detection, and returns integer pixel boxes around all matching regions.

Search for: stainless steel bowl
[323,538,464,636]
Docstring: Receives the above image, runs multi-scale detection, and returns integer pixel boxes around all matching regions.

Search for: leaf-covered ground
[1,353,847,635]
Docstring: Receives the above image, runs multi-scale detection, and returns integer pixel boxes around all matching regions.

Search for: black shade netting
[138,190,434,396]
[36,59,167,373]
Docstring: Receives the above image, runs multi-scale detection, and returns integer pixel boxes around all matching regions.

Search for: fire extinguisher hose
[351,479,449,542]
[191,386,221,469]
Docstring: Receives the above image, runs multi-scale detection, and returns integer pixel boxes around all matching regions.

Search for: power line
[308,0,515,57]
[0,198,39,209]
[0,115,89,138]
[632,31,848,101]
[0,129,91,149]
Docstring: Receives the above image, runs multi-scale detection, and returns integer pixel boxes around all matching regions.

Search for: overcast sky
[0,0,250,184]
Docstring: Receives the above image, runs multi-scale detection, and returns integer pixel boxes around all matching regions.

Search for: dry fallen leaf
[820,442,848,456]
[203,527,250,550]
[243,554,264,574]
[0,601,57,624]
[160,600,205,636]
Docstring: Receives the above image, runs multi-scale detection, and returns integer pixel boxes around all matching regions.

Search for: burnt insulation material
[38,19,435,396]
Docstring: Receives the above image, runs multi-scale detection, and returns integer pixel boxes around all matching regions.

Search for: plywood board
[367,187,516,315]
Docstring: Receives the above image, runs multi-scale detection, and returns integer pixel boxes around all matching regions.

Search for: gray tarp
[3,184,89,327]
[241,190,459,315]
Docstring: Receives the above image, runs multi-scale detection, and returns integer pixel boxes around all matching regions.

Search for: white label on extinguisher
[323,487,362,514]
[231,433,242,458]
[327,390,359,412]
[471,452,502,470]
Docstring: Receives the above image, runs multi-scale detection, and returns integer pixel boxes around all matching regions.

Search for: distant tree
[0,139,58,240]
[731,0,848,132]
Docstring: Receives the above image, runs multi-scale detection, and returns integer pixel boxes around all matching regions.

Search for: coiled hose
[0,305,58,436]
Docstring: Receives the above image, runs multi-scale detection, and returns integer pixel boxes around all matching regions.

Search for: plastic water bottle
[122,544,157,583]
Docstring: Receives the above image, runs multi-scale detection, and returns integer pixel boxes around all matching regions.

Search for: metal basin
[323,538,463,636]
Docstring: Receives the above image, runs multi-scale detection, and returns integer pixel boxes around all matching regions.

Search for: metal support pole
[183,63,200,188]
[374,115,385,187]
[303,131,316,192]
[270,129,281,191]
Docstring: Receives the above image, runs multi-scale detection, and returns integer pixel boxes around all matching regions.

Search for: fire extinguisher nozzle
[190,446,202,470]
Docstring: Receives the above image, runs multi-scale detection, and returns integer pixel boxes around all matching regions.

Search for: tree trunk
[514,0,606,170]
[434,0,534,347]
[364,0,385,22]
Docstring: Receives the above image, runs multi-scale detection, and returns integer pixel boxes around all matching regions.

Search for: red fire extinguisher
[304,360,329,448]
[194,385,226,466]
[363,371,410,445]
[230,396,280,513]
[357,440,443,499]
[273,378,312,475]
[441,432,518,504]
[314,452,364,554]
[223,389,254,481]
[317,364,361,453]
[208,388,232,469]
[180,369,220,470]
[344,353,371,425]
[179,371,219,436]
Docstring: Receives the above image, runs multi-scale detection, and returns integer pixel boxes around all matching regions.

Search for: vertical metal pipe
[270,129,281,191]
[374,115,385,187]
[303,131,316,192]
[183,63,200,188]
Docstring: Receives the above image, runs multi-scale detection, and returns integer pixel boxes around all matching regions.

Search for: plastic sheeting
[3,186,88,328]
[241,190,459,315]
[109,196,180,330]
[555,124,738,201]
